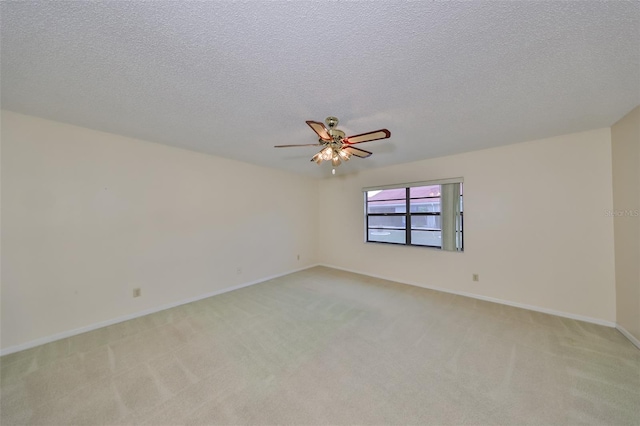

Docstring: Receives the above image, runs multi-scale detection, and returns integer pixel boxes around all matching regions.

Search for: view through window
[365,182,463,251]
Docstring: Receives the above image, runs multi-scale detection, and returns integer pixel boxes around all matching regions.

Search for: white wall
[318,128,616,323]
[0,111,621,352]
[1,111,318,351]
[611,106,640,343]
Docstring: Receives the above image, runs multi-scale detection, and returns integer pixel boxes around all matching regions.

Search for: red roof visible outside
[367,185,441,206]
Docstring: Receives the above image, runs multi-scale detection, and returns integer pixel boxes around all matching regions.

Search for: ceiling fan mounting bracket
[325,116,339,129]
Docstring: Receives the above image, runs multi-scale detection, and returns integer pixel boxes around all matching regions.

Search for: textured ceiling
[1,1,639,178]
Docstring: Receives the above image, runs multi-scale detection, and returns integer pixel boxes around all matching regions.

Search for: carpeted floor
[1,266,639,425]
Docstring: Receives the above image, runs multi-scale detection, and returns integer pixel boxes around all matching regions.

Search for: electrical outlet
[236,267,242,275]
[297,254,300,261]
[472,274,479,282]
[133,288,141,298]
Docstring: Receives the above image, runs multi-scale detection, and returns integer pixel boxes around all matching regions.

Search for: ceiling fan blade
[274,143,324,148]
[344,129,391,144]
[343,146,373,158]
[306,121,332,141]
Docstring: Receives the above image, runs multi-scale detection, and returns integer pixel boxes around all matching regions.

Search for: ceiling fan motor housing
[328,128,345,142]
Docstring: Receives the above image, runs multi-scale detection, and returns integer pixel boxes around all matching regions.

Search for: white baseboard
[0,264,320,357]
[319,263,617,328]
[616,324,640,350]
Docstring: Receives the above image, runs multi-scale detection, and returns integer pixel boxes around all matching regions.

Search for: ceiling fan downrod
[325,116,345,142]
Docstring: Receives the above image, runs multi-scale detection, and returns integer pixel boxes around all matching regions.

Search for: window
[364,179,463,251]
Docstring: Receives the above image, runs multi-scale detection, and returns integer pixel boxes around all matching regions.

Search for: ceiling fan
[275,116,391,173]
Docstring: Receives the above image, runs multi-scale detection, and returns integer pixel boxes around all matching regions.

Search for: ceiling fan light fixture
[338,149,351,161]
[321,146,333,161]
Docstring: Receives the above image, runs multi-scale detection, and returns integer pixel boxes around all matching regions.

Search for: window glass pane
[409,185,440,198]
[367,200,406,214]
[368,215,406,229]
[411,215,441,230]
[368,229,406,244]
[411,230,442,247]
[367,188,406,201]
[410,199,440,213]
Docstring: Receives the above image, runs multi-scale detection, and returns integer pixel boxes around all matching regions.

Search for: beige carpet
[1,266,639,425]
